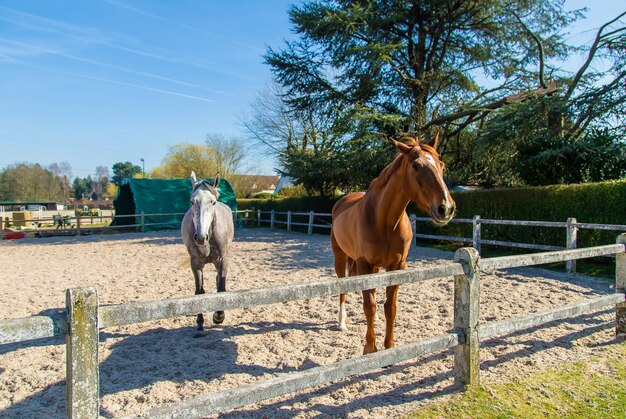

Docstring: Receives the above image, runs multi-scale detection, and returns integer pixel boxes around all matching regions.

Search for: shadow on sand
[0,308,618,418]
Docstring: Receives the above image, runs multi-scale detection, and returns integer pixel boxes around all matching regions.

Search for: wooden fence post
[270,210,275,230]
[616,233,626,336]
[66,287,99,419]
[566,217,578,273]
[308,211,314,235]
[140,211,145,233]
[287,211,292,232]
[76,214,81,235]
[257,209,261,226]
[472,215,481,254]
[453,247,480,388]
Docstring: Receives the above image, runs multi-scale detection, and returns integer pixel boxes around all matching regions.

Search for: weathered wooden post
[270,210,275,230]
[140,211,145,233]
[308,211,314,235]
[566,217,578,273]
[453,247,480,387]
[616,233,626,336]
[287,211,292,232]
[472,215,481,254]
[66,287,99,419]
[76,213,82,235]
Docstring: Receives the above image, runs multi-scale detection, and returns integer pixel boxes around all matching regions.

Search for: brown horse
[330,134,455,354]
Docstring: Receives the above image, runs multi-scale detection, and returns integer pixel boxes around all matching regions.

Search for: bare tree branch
[512,11,547,88]
[564,10,626,100]
[425,81,560,128]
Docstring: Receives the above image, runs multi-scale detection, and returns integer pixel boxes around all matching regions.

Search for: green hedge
[417,180,626,248]
[238,196,337,213]
[239,180,626,248]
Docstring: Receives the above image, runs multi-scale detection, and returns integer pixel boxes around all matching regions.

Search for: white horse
[181,172,234,331]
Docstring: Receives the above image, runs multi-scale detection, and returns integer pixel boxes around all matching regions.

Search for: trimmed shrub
[239,180,626,248]
[412,180,626,248]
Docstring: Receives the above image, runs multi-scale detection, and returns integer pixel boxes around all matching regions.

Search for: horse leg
[384,285,400,349]
[384,263,405,349]
[357,259,377,354]
[213,258,228,324]
[192,262,206,331]
[331,230,349,331]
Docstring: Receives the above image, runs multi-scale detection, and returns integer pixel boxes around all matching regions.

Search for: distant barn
[111,178,238,232]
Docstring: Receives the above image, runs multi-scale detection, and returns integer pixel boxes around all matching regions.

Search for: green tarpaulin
[111,177,238,232]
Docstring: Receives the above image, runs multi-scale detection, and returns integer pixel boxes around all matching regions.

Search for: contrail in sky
[0,37,230,96]
[98,0,264,52]
[0,6,257,81]
[10,58,215,103]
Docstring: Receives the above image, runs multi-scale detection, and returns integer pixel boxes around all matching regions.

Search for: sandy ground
[0,228,621,418]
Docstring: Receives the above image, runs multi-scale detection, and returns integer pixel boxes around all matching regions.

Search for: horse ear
[190,171,197,186]
[389,137,414,155]
[426,131,440,149]
[213,173,221,187]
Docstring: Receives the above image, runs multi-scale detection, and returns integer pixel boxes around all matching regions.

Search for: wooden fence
[411,215,626,274]
[0,209,255,239]
[1,233,625,418]
[256,209,332,234]
[257,210,626,274]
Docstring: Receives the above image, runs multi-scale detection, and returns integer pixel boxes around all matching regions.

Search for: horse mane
[366,136,439,192]
[366,154,404,192]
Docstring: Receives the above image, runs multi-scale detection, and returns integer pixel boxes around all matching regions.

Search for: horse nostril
[204,234,209,242]
[437,204,447,217]
[194,233,199,242]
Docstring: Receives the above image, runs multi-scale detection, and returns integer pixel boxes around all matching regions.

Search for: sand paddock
[0,228,620,418]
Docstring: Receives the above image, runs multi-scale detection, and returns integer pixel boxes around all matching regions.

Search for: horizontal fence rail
[1,233,624,418]
[257,210,332,234]
[101,264,465,328]
[480,293,625,340]
[1,209,256,239]
[411,214,626,274]
[0,311,67,344]
[140,332,463,418]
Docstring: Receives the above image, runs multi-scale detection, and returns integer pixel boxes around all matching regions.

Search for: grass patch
[409,342,626,418]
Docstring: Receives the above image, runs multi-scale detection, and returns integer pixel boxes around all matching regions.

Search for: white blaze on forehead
[423,153,451,206]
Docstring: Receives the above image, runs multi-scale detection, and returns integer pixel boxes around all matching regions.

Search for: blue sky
[0,0,623,179]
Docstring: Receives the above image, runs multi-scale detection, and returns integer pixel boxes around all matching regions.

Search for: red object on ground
[2,229,25,240]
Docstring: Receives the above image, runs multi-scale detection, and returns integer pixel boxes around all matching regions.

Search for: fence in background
[256,210,626,274]
[0,209,255,239]
[1,234,625,418]
[411,215,626,273]
[256,209,332,234]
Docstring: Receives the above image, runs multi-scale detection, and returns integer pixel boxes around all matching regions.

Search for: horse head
[189,171,221,246]
[390,133,455,225]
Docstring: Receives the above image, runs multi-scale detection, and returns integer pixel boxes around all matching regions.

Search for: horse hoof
[363,346,378,355]
[336,323,348,332]
[193,331,208,338]
[213,312,225,324]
